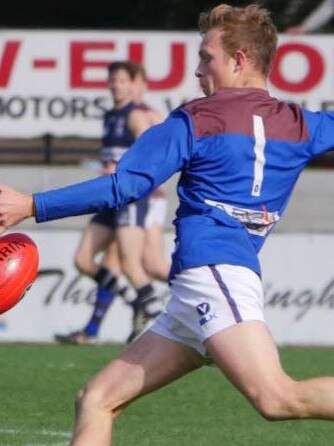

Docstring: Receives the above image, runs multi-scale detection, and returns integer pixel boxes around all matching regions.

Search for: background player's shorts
[150,264,265,357]
[91,197,149,229]
[145,196,168,228]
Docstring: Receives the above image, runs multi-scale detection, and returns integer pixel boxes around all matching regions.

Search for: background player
[5,4,334,446]
[131,62,170,283]
[55,61,162,345]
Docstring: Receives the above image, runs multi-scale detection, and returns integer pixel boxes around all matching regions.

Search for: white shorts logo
[196,302,210,316]
[196,302,218,326]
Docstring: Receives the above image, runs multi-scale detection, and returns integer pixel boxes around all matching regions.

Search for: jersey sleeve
[303,109,334,157]
[114,110,193,207]
[33,111,192,222]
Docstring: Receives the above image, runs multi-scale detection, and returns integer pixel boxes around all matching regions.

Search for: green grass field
[1,344,334,446]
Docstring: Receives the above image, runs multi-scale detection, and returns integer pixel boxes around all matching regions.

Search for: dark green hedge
[0,0,326,32]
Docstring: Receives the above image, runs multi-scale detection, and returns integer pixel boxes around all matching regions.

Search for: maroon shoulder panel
[181,88,309,143]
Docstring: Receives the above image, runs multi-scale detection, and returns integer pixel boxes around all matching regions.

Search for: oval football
[0,233,39,314]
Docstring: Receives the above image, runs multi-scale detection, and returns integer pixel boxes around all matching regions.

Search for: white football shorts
[145,197,168,228]
[149,264,265,357]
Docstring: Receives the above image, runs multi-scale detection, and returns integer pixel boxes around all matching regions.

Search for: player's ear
[234,51,246,72]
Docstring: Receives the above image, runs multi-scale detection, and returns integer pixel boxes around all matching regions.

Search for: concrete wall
[1,165,333,233]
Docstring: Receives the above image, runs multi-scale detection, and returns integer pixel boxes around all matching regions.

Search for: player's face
[108,69,133,105]
[196,29,237,96]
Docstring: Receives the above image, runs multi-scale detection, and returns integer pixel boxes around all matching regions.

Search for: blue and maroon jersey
[100,101,138,163]
[34,88,334,278]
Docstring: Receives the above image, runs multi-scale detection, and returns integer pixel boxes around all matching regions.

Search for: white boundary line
[0,427,71,444]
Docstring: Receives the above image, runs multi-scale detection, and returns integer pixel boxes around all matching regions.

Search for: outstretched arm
[0,111,192,232]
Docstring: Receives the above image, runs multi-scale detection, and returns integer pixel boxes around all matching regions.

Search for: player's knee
[76,384,111,416]
[74,252,85,273]
[74,259,82,274]
[249,379,301,421]
[76,379,125,420]
[74,253,92,276]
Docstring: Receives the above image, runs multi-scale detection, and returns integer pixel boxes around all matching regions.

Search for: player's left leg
[71,330,205,446]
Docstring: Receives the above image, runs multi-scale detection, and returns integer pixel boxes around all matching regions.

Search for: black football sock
[94,266,118,292]
[134,283,161,317]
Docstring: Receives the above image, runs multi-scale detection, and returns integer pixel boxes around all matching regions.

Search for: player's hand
[0,184,34,233]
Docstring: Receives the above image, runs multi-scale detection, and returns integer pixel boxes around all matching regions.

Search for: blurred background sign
[1,32,334,138]
[0,31,200,137]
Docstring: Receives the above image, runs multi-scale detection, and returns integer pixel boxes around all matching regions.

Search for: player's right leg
[205,320,334,421]
[71,331,205,446]
[157,263,334,422]
[197,265,334,421]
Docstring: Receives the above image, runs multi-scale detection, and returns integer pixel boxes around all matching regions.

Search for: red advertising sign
[0,31,333,137]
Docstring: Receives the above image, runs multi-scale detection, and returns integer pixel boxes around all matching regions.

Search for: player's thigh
[85,330,205,409]
[197,264,288,396]
[143,224,165,260]
[111,199,148,262]
[76,222,113,259]
[204,320,288,400]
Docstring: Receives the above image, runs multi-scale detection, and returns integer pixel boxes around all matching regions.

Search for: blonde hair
[198,3,277,76]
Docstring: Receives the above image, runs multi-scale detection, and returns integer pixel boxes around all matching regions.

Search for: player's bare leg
[116,225,163,341]
[74,222,114,278]
[116,226,150,288]
[143,224,170,282]
[70,331,204,446]
[100,241,122,278]
[205,320,334,420]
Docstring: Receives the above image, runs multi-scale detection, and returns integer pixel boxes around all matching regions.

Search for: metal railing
[0,134,333,167]
[0,134,100,165]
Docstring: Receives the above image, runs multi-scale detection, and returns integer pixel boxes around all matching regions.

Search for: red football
[0,233,39,314]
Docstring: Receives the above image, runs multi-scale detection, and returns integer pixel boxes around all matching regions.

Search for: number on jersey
[251,115,266,197]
